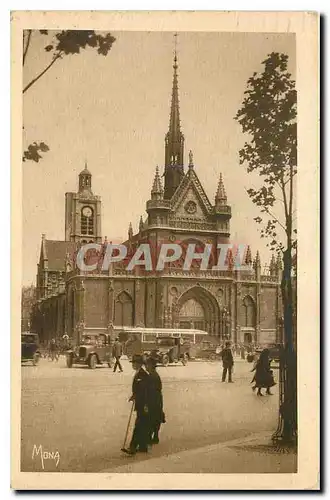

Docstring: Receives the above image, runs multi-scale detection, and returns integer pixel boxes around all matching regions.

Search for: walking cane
[121,401,135,452]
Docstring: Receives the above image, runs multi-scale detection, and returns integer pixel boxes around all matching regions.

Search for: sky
[22,30,296,285]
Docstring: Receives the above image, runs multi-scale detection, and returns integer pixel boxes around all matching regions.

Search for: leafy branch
[23,30,116,162]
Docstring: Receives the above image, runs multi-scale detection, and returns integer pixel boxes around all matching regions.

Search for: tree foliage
[235,52,297,256]
[23,30,116,161]
[235,51,297,442]
[23,142,50,163]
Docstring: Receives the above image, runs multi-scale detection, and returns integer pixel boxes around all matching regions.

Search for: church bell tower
[65,163,102,243]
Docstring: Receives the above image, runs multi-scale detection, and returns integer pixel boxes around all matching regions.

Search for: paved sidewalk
[103,432,297,474]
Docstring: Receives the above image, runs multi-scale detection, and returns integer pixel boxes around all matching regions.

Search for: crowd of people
[37,334,275,453]
[123,340,276,455]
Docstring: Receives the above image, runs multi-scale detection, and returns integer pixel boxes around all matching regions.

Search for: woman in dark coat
[145,357,165,444]
[251,348,276,396]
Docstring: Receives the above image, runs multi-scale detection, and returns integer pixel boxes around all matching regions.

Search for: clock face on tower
[82,206,93,218]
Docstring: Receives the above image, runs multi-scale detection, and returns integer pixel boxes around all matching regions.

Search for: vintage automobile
[66,333,113,369]
[195,340,222,361]
[146,335,190,366]
[21,332,41,365]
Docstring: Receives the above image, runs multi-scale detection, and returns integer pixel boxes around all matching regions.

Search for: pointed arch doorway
[174,286,220,337]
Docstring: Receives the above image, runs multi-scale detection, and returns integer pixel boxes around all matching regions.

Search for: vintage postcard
[11,11,319,490]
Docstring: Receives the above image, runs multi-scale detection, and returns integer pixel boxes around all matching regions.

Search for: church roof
[79,162,91,176]
[42,240,77,271]
[171,166,213,215]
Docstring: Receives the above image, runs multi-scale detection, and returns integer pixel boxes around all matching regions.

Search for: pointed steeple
[164,35,185,199]
[275,252,283,280]
[245,245,252,266]
[188,150,194,169]
[139,215,144,233]
[128,222,133,240]
[168,46,181,143]
[215,173,227,206]
[151,166,163,200]
[269,254,276,276]
[253,250,261,270]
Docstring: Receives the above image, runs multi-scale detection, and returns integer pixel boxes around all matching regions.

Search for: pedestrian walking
[112,337,123,372]
[220,341,234,383]
[145,357,165,445]
[251,348,276,396]
[49,339,59,361]
[240,344,246,360]
[122,354,151,455]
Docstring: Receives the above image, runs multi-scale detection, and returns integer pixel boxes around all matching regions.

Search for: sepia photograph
[11,11,319,490]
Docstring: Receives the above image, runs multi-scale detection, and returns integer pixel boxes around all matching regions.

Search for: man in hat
[123,354,151,455]
[112,337,123,372]
[145,356,165,445]
[220,341,234,383]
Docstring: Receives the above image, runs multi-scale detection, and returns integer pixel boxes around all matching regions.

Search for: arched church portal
[175,286,220,337]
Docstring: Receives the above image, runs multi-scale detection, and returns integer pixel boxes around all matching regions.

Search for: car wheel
[210,353,216,361]
[32,353,40,366]
[66,354,73,368]
[89,354,97,369]
[181,353,188,366]
[162,354,169,366]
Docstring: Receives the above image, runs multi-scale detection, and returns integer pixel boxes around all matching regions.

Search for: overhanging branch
[23,51,63,94]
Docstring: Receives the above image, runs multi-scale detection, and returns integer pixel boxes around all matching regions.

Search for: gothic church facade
[33,52,282,347]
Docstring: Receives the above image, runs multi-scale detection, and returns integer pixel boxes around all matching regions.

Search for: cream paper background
[11,10,319,490]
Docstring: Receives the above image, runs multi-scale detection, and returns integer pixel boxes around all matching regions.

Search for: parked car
[66,333,113,369]
[21,332,41,365]
[196,340,222,361]
[146,335,190,366]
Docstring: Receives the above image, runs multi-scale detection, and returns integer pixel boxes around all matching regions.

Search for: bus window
[143,334,156,342]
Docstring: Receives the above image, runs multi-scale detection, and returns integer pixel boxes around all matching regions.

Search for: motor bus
[112,326,209,359]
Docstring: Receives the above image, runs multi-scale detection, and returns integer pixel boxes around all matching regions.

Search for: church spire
[139,215,144,233]
[128,222,133,240]
[164,34,185,199]
[168,39,181,144]
[245,245,253,266]
[215,173,227,206]
[151,166,163,200]
[269,254,276,276]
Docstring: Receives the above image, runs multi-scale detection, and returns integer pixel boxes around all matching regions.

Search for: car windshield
[22,334,38,344]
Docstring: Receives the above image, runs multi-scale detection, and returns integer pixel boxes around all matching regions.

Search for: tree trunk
[278,246,297,443]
